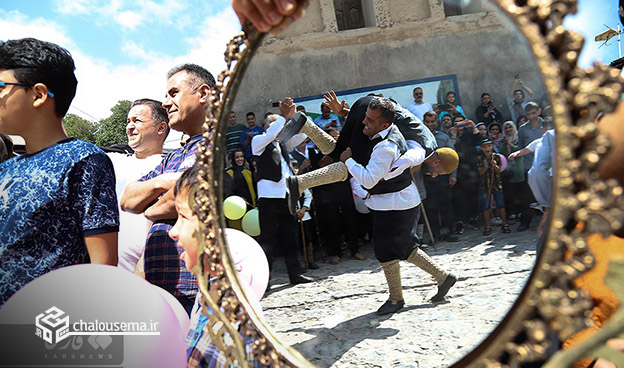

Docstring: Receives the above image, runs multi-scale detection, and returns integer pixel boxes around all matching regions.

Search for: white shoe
[420,243,429,249]
[491,217,503,226]
[529,203,544,213]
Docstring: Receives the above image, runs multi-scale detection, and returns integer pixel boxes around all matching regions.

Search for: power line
[68,105,100,121]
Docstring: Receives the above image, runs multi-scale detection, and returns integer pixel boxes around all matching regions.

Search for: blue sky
[0,0,241,124]
[564,0,621,67]
[0,0,619,123]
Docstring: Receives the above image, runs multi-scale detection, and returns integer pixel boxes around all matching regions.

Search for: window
[443,0,483,17]
[334,0,377,31]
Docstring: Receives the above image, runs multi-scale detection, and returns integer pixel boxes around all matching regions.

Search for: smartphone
[454,121,471,129]
[271,102,280,107]
[514,74,520,79]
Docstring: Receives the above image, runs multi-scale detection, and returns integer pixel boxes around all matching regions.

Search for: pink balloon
[498,153,507,172]
[224,228,270,302]
[153,285,190,333]
[0,265,187,368]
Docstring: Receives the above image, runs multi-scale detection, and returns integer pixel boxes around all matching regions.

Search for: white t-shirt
[107,152,164,271]
[406,101,433,121]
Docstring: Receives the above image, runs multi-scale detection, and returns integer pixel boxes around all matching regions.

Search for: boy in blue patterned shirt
[0,38,119,305]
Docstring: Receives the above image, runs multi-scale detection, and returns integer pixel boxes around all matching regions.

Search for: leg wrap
[380,260,403,301]
[407,248,448,285]
[301,118,336,155]
[306,242,315,262]
[296,162,348,195]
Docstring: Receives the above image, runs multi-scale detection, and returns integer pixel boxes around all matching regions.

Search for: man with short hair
[121,63,215,313]
[313,103,342,130]
[108,98,169,272]
[251,110,313,285]
[516,101,544,232]
[225,110,245,153]
[439,113,454,137]
[406,87,432,121]
[240,111,264,160]
[339,97,457,315]
[422,111,458,242]
[0,38,119,305]
[507,77,534,122]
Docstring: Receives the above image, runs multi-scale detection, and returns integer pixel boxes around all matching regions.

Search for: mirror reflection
[221,0,553,366]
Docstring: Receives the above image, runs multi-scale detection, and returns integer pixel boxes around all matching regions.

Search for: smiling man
[339,97,457,315]
[120,63,215,314]
[0,38,119,305]
[107,99,169,272]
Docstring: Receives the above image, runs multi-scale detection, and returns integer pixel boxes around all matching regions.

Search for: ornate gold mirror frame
[189,0,624,366]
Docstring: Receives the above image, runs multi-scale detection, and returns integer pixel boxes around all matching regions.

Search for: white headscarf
[502,120,519,145]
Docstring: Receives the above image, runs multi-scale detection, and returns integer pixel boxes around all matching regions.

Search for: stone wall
[228,0,546,124]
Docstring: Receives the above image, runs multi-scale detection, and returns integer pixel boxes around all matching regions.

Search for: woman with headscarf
[225,149,257,207]
[498,121,524,219]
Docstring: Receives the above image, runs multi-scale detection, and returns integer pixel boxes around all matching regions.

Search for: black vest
[368,124,413,195]
[254,142,289,182]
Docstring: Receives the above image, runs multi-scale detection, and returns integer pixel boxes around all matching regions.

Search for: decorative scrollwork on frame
[191,30,311,368]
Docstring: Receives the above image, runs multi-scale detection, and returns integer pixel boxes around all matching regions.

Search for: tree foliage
[94,100,132,147]
[63,113,97,144]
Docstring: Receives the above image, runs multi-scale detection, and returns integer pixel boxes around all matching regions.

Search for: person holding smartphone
[475,92,503,126]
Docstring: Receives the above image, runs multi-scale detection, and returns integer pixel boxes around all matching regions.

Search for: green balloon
[223,196,247,220]
[241,208,261,237]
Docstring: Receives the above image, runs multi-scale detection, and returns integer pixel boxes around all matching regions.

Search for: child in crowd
[476,137,511,235]
[169,165,266,368]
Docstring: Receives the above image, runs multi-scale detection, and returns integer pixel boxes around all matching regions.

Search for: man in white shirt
[107,99,169,271]
[339,97,457,315]
[252,109,313,285]
[406,87,432,121]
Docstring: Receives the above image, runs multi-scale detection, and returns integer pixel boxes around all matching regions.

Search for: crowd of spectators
[223,76,553,258]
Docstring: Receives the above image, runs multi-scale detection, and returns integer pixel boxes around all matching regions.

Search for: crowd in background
[222,77,554,269]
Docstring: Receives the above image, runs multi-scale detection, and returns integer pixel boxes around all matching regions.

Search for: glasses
[0,81,55,97]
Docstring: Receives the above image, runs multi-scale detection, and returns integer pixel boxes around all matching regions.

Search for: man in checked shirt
[121,63,215,315]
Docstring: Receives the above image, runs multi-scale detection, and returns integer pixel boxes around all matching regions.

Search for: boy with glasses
[0,38,119,305]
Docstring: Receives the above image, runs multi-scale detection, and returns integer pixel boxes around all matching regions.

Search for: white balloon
[0,265,187,368]
[224,228,270,302]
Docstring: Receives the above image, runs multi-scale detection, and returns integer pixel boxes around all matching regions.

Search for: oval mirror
[195,0,624,367]
[223,1,547,366]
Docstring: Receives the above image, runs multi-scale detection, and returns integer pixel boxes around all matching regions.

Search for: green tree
[63,113,97,144]
[95,100,132,147]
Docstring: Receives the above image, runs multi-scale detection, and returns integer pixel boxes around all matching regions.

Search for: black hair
[515,115,527,125]
[452,114,466,121]
[0,38,77,117]
[167,63,216,91]
[423,110,438,120]
[174,164,203,197]
[481,92,490,98]
[368,97,395,124]
[524,101,540,113]
[227,149,245,167]
[130,98,170,137]
[246,111,255,118]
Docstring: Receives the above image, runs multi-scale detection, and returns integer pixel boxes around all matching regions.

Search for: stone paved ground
[259,220,539,368]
